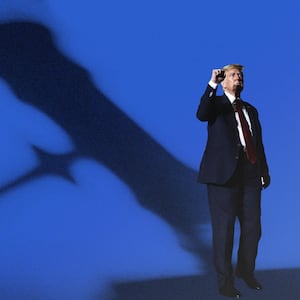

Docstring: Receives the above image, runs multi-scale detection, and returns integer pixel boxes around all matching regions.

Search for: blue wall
[0,1,299,299]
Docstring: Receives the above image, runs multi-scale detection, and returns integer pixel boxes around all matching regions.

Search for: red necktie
[233,99,257,164]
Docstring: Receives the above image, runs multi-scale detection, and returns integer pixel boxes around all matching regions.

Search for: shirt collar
[224,91,236,104]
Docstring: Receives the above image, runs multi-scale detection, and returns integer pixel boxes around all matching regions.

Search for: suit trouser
[207,151,262,289]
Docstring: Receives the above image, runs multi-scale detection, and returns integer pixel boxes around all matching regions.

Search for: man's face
[221,68,244,95]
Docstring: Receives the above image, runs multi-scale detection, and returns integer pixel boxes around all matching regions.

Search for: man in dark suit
[196,64,270,298]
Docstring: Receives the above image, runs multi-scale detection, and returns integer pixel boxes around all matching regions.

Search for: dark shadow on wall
[0,21,211,268]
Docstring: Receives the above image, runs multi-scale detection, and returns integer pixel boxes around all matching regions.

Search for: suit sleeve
[196,85,218,121]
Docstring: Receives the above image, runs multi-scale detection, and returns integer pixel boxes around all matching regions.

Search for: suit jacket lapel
[221,95,240,133]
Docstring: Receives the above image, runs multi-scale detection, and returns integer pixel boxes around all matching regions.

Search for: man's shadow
[0,21,211,269]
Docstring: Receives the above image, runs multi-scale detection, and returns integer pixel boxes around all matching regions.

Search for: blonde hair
[222,64,244,72]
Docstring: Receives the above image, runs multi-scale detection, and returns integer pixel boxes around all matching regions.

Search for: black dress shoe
[236,271,262,290]
[219,285,241,298]
[242,277,262,290]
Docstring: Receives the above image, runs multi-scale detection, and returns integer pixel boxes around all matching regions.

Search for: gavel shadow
[0,21,211,268]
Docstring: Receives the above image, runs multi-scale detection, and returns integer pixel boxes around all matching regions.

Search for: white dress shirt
[208,81,253,148]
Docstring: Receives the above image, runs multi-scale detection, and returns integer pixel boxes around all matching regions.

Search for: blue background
[0,1,299,299]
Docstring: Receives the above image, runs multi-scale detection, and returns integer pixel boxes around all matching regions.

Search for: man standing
[196,64,270,298]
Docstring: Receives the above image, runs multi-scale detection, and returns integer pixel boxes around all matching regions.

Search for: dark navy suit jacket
[196,85,269,185]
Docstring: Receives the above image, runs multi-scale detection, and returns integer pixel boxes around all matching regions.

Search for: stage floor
[113,268,300,300]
